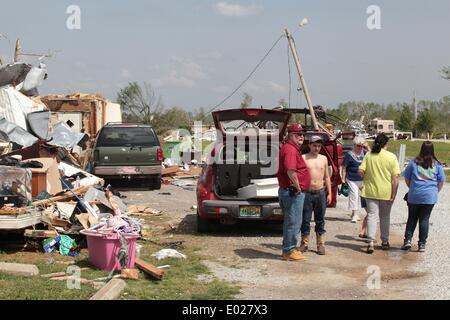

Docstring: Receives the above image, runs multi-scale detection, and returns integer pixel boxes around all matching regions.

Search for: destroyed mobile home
[0,62,193,284]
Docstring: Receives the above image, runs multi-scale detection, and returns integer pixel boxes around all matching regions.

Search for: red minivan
[196,108,342,232]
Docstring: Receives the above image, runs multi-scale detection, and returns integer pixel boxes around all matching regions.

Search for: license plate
[239,206,261,217]
[118,166,139,174]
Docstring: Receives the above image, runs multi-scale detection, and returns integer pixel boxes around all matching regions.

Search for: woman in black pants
[402,141,445,252]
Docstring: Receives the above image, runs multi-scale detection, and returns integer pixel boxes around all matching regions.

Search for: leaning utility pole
[285,28,319,130]
[14,38,21,62]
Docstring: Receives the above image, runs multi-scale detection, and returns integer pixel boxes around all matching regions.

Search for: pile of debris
[161,163,202,191]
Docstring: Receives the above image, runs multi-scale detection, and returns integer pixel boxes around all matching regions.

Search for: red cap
[287,123,305,133]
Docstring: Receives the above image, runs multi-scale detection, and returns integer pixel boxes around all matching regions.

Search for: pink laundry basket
[81,230,139,271]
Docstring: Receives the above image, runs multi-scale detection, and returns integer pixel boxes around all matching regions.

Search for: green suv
[89,123,163,189]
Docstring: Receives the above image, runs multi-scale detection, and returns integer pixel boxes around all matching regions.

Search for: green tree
[415,108,435,137]
[152,106,193,135]
[116,82,164,124]
[240,92,252,109]
[397,104,413,131]
[441,66,450,80]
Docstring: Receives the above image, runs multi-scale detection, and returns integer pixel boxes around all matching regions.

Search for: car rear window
[96,127,158,147]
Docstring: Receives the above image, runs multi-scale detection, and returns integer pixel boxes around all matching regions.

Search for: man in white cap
[299,135,332,255]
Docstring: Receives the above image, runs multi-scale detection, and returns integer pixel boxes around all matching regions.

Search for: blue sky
[1,0,449,111]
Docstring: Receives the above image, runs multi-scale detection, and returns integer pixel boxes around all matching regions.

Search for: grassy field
[0,213,240,300]
[343,139,450,181]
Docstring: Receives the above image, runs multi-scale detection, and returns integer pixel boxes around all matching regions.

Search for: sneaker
[282,249,307,261]
[366,242,375,254]
[418,243,426,252]
[401,240,412,251]
[381,241,390,250]
[351,215,358,223]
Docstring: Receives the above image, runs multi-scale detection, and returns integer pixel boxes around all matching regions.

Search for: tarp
[0,86,46,130]
[0,63,32,88]
[49,122,86,150]
[0,116,38,148]
[27,110,51,139]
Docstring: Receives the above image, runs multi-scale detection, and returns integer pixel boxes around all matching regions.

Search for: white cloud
[267,81,286,93]
[120,68,132,79]
[152,56,208,88]
[197,51,223,60]
[212,85,230,93]
[154,71,197,88]
[213,2,263,17]
[242,82,264,93]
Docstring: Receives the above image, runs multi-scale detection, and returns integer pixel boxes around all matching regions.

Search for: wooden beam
[135,258,164,280]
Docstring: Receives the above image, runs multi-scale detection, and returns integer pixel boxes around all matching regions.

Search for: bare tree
[117,82,164,124]
[441,66,450,80]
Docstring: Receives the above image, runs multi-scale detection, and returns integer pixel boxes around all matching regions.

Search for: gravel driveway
[120,180,449,300]
[389,182,450,299]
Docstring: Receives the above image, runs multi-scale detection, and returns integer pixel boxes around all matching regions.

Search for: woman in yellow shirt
[358,133,401,254]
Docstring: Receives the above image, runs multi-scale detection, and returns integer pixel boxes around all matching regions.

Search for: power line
[205,33,285,116]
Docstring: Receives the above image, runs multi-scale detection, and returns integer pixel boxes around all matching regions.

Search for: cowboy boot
[316,232,326,255]
[299,234,309,253]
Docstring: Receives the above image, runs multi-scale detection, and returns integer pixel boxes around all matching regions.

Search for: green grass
[0,245,239,300]
[122,241,240,300]
[387,140,450,164]
[0,214,240,300]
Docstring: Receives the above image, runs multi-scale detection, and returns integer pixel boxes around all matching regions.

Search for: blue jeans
[279,188,305,254]
[301,190,326,235]
[404,203,434,245]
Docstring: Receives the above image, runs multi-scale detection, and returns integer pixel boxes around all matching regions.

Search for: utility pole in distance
[285,28,319,131]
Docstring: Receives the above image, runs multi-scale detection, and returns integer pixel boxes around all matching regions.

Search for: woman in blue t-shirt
[402,141,445,252]
[341,137,370,233]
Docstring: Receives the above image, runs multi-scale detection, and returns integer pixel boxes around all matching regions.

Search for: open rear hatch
[212,108,291,139]
[211,108,291,200]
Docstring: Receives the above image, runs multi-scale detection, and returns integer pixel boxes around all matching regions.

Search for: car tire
[197,210,214,233]
[149,174,162,190]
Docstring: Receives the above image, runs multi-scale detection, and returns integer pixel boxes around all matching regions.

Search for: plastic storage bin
[81,230,139,271]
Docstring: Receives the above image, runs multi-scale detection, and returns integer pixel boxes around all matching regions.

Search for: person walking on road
[341,137,370,223]
[358,133,400,254]
[299,136,332,255]
[277,123,311,261]
[401,141,445,252]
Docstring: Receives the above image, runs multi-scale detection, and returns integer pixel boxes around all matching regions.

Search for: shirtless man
[299,135,332,255]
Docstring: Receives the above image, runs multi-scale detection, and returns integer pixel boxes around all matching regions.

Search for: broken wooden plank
[41,272,66,278]
[24,229,59,238]
[90,278,127,300]
[33,186,89,207]
[120,268,139,280]
[135,258,165,280]
[0,262,39,277]
[162,166,180,176]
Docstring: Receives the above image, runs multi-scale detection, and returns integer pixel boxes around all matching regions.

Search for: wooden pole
[285,28,319,130]
[14,38,21,62]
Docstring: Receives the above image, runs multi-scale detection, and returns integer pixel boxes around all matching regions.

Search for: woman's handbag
[338,183,350,197]
[403,192,408,202]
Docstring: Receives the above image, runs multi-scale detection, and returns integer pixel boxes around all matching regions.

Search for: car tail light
[157,147,164,162]
[198,184,208,198]
[243,109,260,117]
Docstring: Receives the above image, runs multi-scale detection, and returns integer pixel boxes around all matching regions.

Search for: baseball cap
[309,135,323,143]
[287,123,305,133]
